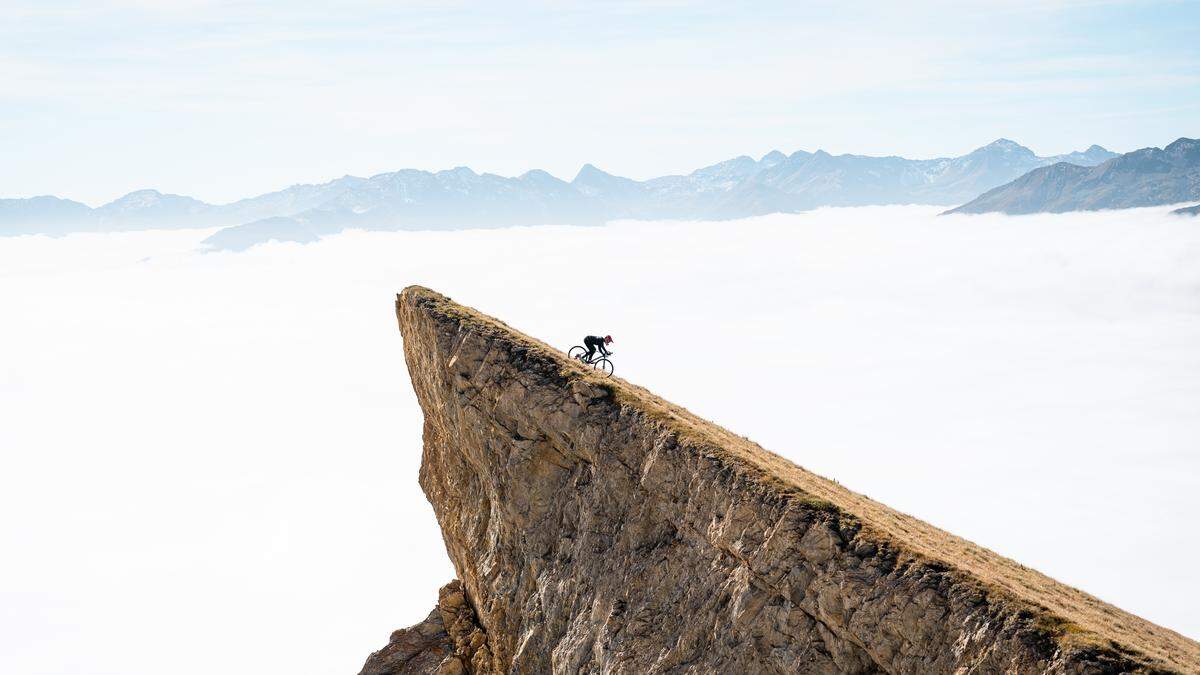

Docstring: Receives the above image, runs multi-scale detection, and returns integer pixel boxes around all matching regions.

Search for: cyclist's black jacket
[584,335,610,355]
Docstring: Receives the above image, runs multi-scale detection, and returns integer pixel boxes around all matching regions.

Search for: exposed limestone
[359,606,450,675]
[360,581,488,675]
[364,285,1200,674]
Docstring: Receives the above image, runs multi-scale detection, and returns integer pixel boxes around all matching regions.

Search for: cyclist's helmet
[604,335,613,344]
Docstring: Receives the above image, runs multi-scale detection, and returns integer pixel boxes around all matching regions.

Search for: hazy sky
[4,0,1198,205]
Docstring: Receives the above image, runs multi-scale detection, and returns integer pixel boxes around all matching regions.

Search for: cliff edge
[362,285,1199,674]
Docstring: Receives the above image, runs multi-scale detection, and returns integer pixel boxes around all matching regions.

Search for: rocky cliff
[362,286,1200,674]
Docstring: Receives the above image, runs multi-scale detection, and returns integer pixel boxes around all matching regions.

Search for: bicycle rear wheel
[568,345,586,361]
[594,358,614,377]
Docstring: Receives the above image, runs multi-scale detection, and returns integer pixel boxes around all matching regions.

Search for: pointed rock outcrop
[363,286,1199,674]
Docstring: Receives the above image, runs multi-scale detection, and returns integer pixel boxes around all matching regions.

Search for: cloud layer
[1,205,1198,674]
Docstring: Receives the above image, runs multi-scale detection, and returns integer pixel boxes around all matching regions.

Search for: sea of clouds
[1,205,1198,674]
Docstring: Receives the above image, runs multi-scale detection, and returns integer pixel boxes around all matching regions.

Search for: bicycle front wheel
[594,358,614,377]
[568,345,586,361]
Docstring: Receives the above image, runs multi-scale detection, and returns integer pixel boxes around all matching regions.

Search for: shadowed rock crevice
[363,285,1199,674]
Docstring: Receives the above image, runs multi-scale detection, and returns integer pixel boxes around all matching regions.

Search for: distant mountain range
[1,140,1118,250]
[947,138,1199,215]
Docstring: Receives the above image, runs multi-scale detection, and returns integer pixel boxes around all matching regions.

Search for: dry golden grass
[400,286,1200,673]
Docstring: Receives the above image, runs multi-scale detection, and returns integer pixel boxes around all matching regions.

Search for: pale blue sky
[4,0,1198,205]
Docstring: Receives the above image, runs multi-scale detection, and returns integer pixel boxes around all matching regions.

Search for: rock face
[361,581,489,675]
[365,286,1200,674]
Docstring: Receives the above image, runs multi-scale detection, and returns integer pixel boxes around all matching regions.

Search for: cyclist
[582,334,613,362]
